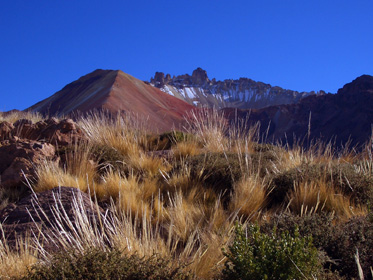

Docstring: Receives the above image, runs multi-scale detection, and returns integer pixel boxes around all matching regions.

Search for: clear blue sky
[1,0,372,110]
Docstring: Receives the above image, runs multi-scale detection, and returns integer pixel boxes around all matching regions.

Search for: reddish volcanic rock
[0,139,56,189]
[8,118,84,146]
[27,70,195,132]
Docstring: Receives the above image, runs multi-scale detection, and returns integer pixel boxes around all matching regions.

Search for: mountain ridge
[150,67,326,109]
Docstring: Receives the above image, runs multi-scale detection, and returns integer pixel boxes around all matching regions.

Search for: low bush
[22,248,190,280]
[222,223,321,280]
[263,213,335,250]
[264,213,373,279]
[327,216,373,279]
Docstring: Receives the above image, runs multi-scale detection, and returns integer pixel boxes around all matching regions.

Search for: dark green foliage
[222,223,321,280]
[22,248,190,280]
[328,216,373,279]
[146,131,195,151]
[91,144,127,175]
[263,213,336,250]
[335,163,373,205]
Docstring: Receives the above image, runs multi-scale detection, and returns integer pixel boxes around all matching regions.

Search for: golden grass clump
[0,236,38,279]
[78,111,148,157]
[172,141,202,159]
[34,160,90,193]
[184,109,229,152]
[229,175,269,221]
[35,142,96,193]
[0,110,45,124]
[287,180,367,218]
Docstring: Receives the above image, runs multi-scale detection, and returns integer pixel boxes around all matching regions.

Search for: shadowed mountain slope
[27,69,195,131]
[223,75,373,147]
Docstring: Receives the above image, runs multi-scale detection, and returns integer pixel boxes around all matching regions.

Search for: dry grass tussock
[229,175,269,221]
[287,180,367,218]
[0,234,38,279]
[34,142,96,193]
[78,111,148,156]
[0,110,46,124]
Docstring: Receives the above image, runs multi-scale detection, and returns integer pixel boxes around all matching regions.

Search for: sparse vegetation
[1,109,372,279]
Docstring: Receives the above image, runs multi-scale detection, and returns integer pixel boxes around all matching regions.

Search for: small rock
[0,121,14,140]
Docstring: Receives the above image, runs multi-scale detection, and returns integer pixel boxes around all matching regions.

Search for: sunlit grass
[1,109,372,279]
[0,110,45,124]
[287,180,367,218]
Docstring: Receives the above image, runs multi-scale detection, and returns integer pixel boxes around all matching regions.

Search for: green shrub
[335,163,373,205]
[22,248,190,280]
[91,144,128,175]
[222,223,321,280]
[262,213,335,250]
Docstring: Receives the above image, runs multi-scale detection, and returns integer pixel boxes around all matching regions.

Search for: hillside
[223,74,373,147]
[27,69,195,132]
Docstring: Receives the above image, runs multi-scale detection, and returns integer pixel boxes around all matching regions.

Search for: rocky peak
[191,67,209,85]
[150,72,172,87]
[151,68,211,87]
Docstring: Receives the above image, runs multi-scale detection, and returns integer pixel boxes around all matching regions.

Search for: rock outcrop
[0,118,84,191]
[0,139,56,189]
[11,118,84,146]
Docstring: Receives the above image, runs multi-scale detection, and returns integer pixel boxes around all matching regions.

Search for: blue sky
[1,0,372,110]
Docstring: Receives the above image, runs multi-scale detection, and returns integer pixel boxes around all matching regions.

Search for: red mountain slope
[27,69,195,131]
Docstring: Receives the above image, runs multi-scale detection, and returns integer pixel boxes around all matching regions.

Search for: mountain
[223,75,373,147]
[27,69,195,131]
[25,69,372,146]
[149,68,324,109]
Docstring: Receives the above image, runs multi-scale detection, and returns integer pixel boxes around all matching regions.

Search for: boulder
[0,186,104,252]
